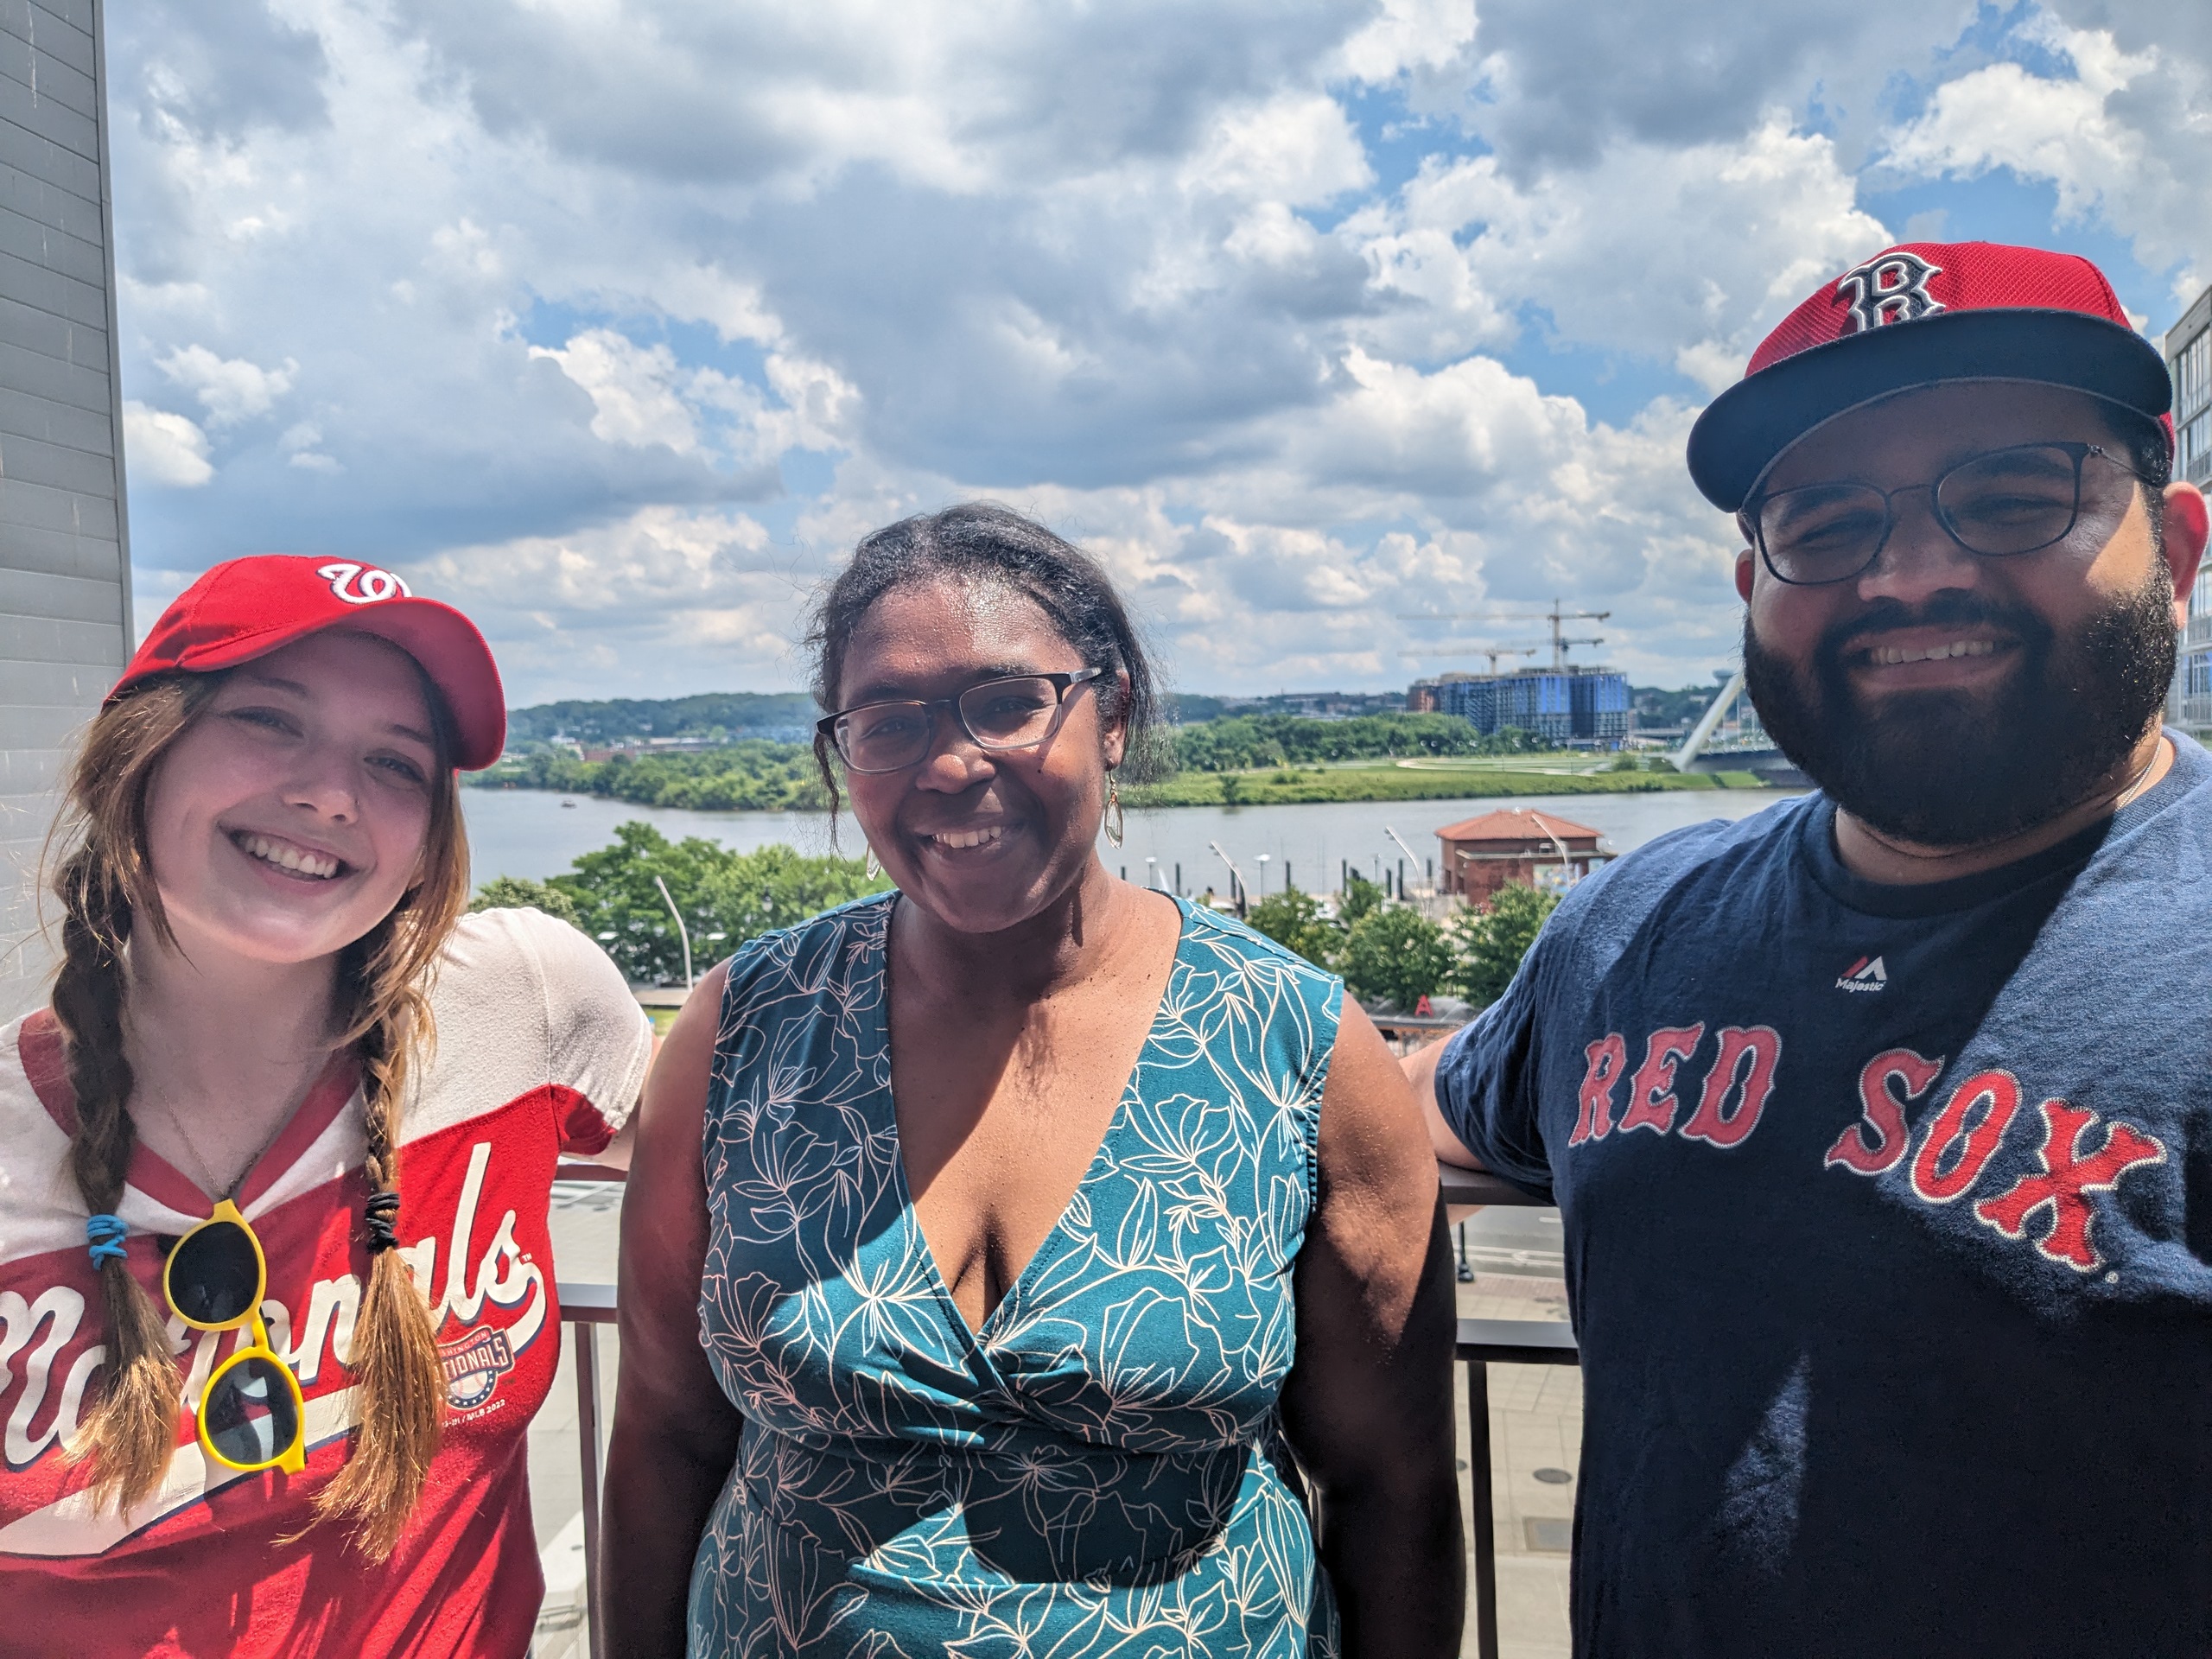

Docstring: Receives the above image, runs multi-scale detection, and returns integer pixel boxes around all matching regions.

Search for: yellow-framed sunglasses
[162,1199,307,1476]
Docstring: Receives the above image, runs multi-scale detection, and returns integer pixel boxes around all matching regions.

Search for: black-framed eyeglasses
[817,668,1106,774]
[1748,442,2149,588]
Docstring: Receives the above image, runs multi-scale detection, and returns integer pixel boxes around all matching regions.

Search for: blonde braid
[51,846,182,1511]
[308,969,448,1560]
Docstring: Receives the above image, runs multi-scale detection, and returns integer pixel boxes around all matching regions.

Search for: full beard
[1743,569,2177,849]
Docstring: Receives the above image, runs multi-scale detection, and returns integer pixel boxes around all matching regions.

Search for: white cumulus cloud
[156,344,297,426]
[97,0,2212,701]
[123,401,213,487]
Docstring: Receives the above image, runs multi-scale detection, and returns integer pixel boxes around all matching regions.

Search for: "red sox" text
[1570,1030,2166,1273]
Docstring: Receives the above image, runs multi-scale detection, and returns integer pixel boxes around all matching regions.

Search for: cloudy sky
[106,0,2212,706]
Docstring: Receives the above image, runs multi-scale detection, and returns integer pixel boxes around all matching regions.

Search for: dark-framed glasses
[818,667,1106,774]
[163,1198,307,1475]
[1749,442,2148,588]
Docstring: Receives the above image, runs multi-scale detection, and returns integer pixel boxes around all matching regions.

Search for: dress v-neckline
[875,893,1192,1351]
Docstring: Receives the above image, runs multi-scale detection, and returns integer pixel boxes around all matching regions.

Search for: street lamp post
[652,874,694,989]
[1207,842,1251,918]
[1255,853,1271,898]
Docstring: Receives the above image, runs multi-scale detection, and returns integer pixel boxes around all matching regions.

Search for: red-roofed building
[1435,808,1609,904]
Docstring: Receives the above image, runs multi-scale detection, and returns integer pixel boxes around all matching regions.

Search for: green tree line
[477,712,1565,807]
[1166,713,1546,772]
[472,823,885,982]
[474,821,1559,1002]
[1243,876,1560,1011]
[482,741,833,811]
[505,691,818,746]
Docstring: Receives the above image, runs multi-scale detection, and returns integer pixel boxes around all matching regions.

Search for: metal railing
[1440,1162,1579,1659]
[550,1160,1577,1659]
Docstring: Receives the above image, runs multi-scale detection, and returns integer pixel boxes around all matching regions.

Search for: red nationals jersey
[0,908,652,1658]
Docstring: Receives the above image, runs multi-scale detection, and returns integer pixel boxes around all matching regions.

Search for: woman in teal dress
[606,505,1460,1657]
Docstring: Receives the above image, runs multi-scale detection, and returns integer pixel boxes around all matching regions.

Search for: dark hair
[804,503,1164,810]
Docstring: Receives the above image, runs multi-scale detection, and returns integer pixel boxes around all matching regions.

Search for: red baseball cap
[1686,241,2172,512]
[110,556,506,770]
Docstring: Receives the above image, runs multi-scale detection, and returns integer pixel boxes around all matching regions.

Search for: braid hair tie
[364,1189,403,1255]
[86,1213,128,1268]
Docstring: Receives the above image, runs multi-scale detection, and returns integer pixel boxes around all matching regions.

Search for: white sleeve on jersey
[427,907,655,1150]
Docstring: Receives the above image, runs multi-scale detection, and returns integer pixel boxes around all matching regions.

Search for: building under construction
[1413,665,1631,744]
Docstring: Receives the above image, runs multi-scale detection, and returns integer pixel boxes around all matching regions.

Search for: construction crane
[1404,641,1544,675]
[1397,597,1612,671]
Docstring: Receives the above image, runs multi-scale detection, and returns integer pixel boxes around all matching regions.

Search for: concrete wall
[0,0,129,1020]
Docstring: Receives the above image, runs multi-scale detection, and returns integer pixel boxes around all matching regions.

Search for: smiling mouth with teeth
[929,825,1005,851]
[1862,638,2001,667]
[233,830,346,880]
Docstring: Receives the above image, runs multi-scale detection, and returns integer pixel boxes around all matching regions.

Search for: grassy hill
[506,691,818,747]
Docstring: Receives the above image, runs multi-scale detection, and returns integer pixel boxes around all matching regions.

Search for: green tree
[1451,881,1562,1007]
[548,822,887,983]
[1169,711,1494,772]
[1245,888,1341,969]
[1340,905,1455,1010]
[1338,872,1383,927]
[471,739,830,811]
[468,874,581,926]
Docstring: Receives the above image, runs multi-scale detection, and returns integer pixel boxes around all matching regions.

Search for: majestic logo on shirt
[1835,251,1944,332]
[315,562,412,605]
[1823,1047,2169,1272]
[1835,956,1888,994]
[438,1325,516,1410]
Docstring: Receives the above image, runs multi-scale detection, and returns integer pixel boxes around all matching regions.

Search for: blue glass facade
[1433,670,1630,743]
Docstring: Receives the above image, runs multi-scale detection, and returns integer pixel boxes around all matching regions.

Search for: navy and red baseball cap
[1687,240,2172,512]
[110,556,506,769]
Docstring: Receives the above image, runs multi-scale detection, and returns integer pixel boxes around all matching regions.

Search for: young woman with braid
[0,557,652,1657]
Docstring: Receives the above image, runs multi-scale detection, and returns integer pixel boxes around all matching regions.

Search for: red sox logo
[1836,251,1944,333]
[1574,1028,2166,1275]
[316,561,412,605]
[1822,1047,2165,1273]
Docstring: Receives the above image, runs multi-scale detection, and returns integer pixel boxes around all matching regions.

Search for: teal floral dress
[688,893,1344,1657]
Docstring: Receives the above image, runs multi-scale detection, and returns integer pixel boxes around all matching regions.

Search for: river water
[461,783,1804,893]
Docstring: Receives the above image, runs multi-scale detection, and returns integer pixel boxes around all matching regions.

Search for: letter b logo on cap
[1835,251,1945,334]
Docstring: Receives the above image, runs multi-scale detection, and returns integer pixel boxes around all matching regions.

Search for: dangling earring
[865,843,881,880]
[1103,775,1126,849]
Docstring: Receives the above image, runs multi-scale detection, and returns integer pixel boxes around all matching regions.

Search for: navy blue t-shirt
[1437,732,2212,1658]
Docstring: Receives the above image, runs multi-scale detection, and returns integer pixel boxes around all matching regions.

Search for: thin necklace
[145,1080,316,1203]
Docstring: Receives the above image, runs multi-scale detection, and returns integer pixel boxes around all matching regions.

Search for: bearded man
[1413,243,2212,1656]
